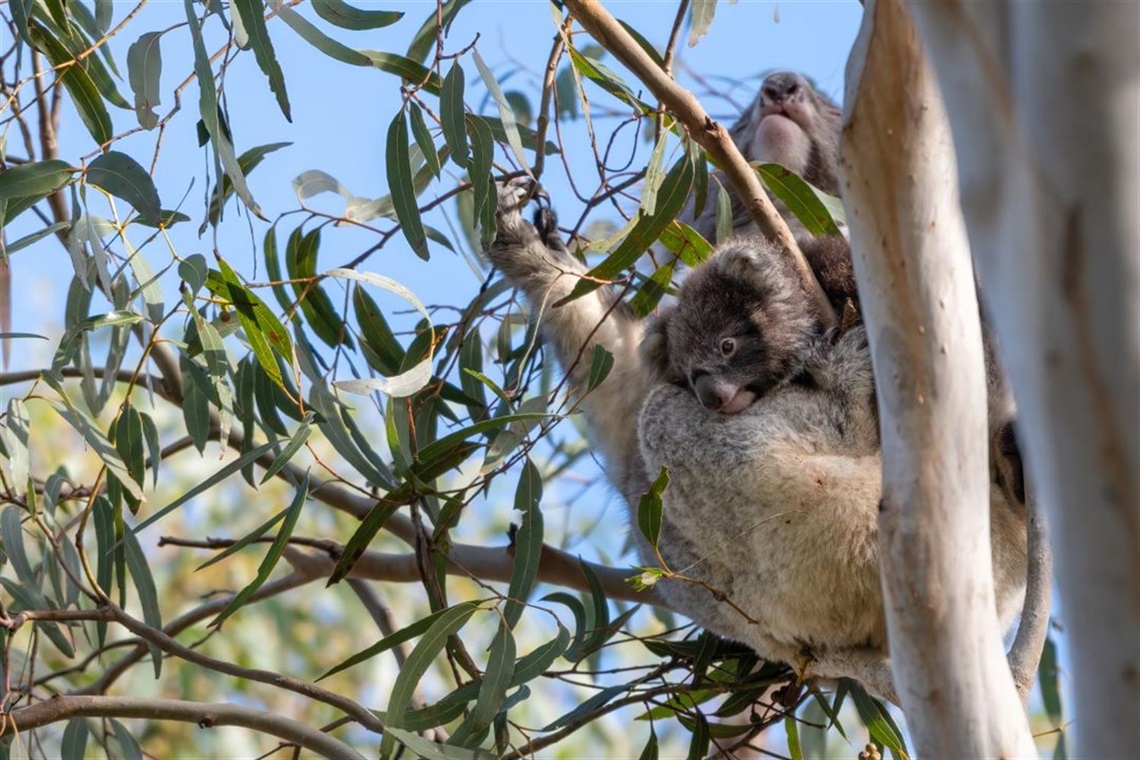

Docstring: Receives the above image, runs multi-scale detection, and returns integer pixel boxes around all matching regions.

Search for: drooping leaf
[207,257,294,391]
[86,151,162,224]
[385,110,430,259]
[312,0,402,30]
[28,24,113,144]
[637,466,669,550]
[45,396,143,502]
[183,0,264,219]
[61,719,89,759]
[211,474,308,628]
[472,49,527,169]
[409,103,441,177]
[379,602,482,757]
[122,529,163,676]
[849,681,909,759]
[276,6,371,66]
[441,63,468,169]
[232,0,291,120]
[504,459,544,629]
[450,622,516,747]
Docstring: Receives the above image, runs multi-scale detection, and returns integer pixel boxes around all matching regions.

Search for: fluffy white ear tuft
[711,242,772,290]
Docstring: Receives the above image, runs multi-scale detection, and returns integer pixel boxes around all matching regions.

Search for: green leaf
[184,0,264,219]
[258,414,312,484]
[86,151,162,224]
[233,0,290,121]
[28,24,112,144]
[123,529,163,677]
[327,493,405,584]
[284,228,351,348]
[61,719,89,759]
[208,257,294,392]
[441,63,468,168]
[312,0,402,30]
[687,713,711,759]
[786,715,803,760]
[450,622,516,746]
[9,0,33,47]
[504,459,544,629]
[637,467,669,550]
[322,600,478,680]
[585,344,615,393]
[568,46,651,114]
[638,726,659,760]
[405,0,471,63]
[1039,633,1063,725]
[386,110,430,260]
[658,220,713,266]
[2,399,30,496]
[688,0,718,46]
[197,505,286,572]
[3,222,71,254]
[466,113,495,242]
[849,681,909,759]
[379,602,482,757]
[277,6,371,65]
[386,728,495,760]
[130,441,278,535]
[542,683,628,732]
[0,160,76,203]
[563,151,694,303]
[2,506,36,589]
[756,163,843,236]
[212,474,308,628]
[45,396,143,502]
[362,50,442,94]
[112,405,145,489]
[472,49,527,169]
[110,719,143,760]
[409,103,440,177]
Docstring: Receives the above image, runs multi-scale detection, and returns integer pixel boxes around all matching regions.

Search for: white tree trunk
[840,1,1036,754]
[909,4,1140,755]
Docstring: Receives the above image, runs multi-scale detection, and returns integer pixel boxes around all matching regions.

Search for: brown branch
[2,695,364,759]
[561,0,836,327]
[77,601,385,735]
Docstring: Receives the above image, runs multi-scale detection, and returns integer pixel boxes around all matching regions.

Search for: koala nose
[761,71,802,105]
[692,373,734,411]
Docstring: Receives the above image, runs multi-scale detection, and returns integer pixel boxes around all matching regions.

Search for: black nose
[761,71,803,104]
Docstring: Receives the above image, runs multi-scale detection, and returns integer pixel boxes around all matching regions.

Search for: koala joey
[641,236,856,413]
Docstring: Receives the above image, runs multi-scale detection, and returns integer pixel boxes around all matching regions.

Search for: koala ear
[640,310,673,384]
[709,242,773,291]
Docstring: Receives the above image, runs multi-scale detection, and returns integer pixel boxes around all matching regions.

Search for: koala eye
[720,338,737,357]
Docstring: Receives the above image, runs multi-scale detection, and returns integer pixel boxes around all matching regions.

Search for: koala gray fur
[641,238,826,413]
[486,180,1028,676]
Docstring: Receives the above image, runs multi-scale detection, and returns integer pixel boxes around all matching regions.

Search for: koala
[686,70,844,245]
[486,181,1028,677]
[641,235,856,413]
[638,326,1030,666]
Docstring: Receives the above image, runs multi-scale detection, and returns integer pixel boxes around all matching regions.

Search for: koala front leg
[488,180,651,501]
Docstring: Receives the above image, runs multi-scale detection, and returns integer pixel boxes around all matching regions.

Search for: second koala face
[642,239,825,414]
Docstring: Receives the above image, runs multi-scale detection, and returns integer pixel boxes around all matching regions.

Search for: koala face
[642,239,823,414]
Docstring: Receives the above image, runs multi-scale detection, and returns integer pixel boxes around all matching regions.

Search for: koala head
[641,239,823,414]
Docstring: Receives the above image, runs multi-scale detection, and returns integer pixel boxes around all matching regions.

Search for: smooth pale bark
[840,1,1036,755]
[909,4,1140,754]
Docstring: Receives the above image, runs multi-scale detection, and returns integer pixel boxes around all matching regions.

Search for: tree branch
[560,0,836,327]
[3,695,364,759]
[841,0,1035,753]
